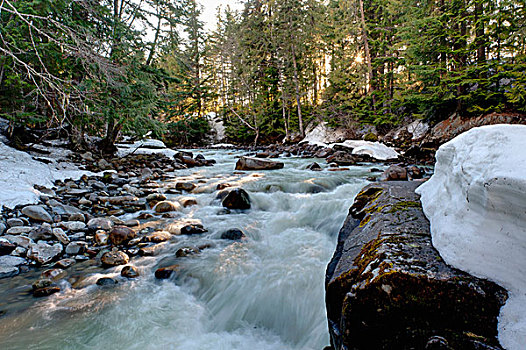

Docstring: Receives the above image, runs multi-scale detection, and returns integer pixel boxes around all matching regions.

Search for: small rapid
[0,150,375,350]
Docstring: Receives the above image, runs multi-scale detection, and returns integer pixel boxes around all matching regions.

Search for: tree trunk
[358,0,374,94]
[291,42,304,138]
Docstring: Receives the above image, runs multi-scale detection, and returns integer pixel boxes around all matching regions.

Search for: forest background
[0,0,524,150]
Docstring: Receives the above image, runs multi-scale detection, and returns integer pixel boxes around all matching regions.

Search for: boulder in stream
[222,188,251,210]
[235,156,284,171]
[325,182,507,350]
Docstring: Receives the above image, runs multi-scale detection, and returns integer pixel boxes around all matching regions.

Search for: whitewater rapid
[0,149,374,350]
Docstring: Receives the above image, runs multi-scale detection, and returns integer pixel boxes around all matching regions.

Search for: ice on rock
[416,124,526,350]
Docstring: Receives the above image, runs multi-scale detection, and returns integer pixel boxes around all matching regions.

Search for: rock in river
[325,182,507,350]
[101,251,129,266]
[109,226,136,245]
[153,201,181,213]
[220,228,246,240]
[235,156,284,171]
[222,188,251,210]
[121,265,139,278]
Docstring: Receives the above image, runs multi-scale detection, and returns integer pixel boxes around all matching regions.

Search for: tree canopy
[1,0,524,147]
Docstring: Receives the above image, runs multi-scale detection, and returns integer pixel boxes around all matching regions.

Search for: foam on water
[0,149,375,350]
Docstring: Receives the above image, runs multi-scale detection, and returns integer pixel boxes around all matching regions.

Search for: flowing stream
[0,149,375,350]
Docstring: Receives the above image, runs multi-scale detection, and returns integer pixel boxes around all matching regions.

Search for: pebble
[55,258,76,269]
[52,228,70,245]
[6,226,33,235]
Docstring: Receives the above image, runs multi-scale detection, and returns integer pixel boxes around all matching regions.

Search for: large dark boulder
[222,188,251,210]
[235,156,284,170]
[326,182,507,350]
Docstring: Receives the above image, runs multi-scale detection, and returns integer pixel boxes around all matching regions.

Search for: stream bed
[0,149,376,350]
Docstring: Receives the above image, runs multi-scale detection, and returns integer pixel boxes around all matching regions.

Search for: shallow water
[0,150,376,350]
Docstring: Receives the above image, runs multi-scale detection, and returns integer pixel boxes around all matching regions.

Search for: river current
[0,149,375,350]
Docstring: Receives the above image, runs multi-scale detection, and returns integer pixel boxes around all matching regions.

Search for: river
[0,149,375,350]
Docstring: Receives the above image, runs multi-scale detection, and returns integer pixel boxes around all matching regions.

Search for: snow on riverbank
[116,139,177,158]
[416,124,526,349]
[332,140,400,161]
[0,137,93,210]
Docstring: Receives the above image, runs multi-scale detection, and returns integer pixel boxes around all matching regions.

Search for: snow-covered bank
[416,124,526,349]
[0,137,93,210]
[116,139,177,158]
[332,140,400,161]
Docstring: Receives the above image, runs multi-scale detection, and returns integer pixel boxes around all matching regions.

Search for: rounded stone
[121,265,140,278]
[108,226,136,245]
[101,251,129,266]
[153,201,181,213]
[220,228,246,241]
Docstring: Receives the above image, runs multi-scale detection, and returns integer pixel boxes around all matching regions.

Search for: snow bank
[116,139,176,158]
[0,138,93,210]
[416,124,526,349]
[332,140,400,160]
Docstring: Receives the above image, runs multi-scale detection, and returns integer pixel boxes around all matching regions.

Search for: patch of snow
[210,143,235,148]
[116,139,176,158]
[332,140,400,160]
[302,122,346,145]
[407,120,429,140]
[416,124,526,350]
[0,138,95,211]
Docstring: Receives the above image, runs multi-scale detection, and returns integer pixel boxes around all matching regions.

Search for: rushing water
[0,149,376,350]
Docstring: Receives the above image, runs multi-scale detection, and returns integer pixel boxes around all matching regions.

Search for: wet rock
[101,251,129,266]
[32,278,53,290]
[180,224,207,235]
[65,241,87,255]
[55,258,76,269]
[6,226,33,235]
[175,246,199,258]
[235,156,284,171]
[108,226,136,245]
[21,205,53,223]
[0,240,16,255]
[176,182,197,192]
[96,277,118,287]
[407,165,424,180]
[87,217,114,232]
[179,197,198,207]
[220,228,246,241]
[33,285,61,297]
[121,265,139,278]
[380,164,408,181]
[0,223,5,235]
[326,182,507,350]
[139,243,167,256]
[27,242,63,264]
[154,264,179,279]
[41,268,65,280]
[153,201,181,213]
[306,162,322,171]
[52,228,70,245]
[222,188,251,210]
[146,193,166,205]
[143,231,172,243]
[6,218,24,227]
[326,151,358,166]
